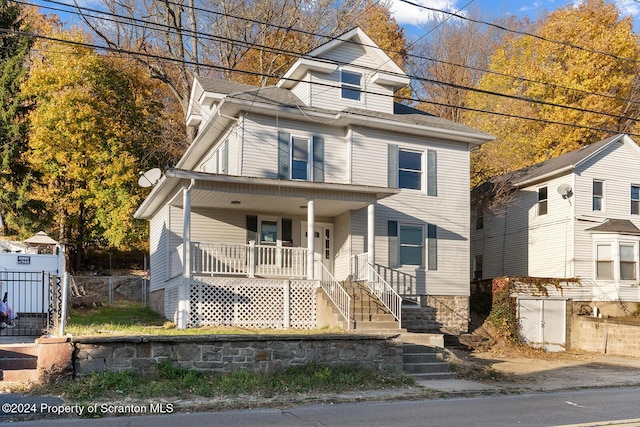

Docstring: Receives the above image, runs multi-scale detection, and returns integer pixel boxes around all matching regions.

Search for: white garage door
[518,298,566,352]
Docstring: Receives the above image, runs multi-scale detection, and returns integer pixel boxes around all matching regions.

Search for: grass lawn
[66,302,342,336]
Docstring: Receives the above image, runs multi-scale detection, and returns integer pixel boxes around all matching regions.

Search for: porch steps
[0,343,39,383]
[402,343,455,380]
[342,281,400,331]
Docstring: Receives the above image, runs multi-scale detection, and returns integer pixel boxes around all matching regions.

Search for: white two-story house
[135,28,493,333]
[472,134,640,308]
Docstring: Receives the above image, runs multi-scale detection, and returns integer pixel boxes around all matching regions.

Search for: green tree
[0,0,39,236]
[23,29,170,268]
[466,0,640,185]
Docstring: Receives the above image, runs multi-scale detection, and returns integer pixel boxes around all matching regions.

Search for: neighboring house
[471,134,640,305]
[134,28,493,333]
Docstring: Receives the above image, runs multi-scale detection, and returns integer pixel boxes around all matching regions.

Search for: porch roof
[134,169,399,219]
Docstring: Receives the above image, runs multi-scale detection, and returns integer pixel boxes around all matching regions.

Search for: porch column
[368,203,375,267]
[307,199,315,280]
[178,180,193,329]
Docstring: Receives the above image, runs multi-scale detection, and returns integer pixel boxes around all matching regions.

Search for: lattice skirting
[189,277,318,329]
[164,277,181,324]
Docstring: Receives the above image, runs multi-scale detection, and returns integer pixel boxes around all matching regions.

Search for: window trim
[398,148,423,191]
[537,186,548,216]
[631,184,640,215]
[593,179,604,212]
[398,223,424,267]
[619,242,637,280]
[340,69,362,101]
[593,237,640,282]
[290,135,310,181]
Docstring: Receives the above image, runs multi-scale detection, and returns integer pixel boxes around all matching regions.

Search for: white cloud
[388,0,462,26]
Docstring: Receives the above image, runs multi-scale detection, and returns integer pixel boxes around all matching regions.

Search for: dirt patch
[449,346,640,391]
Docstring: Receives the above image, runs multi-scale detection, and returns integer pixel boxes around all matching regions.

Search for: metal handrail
[352,253,402,328]
[316,260,351,330]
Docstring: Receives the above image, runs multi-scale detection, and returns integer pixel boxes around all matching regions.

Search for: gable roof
[278,27,409,90]
[497,134,636,187]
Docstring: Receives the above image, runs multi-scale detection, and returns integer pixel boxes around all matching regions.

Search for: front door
[301,223,333,278]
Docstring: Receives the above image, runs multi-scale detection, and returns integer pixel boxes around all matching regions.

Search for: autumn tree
[22,28,176,268]
[0,0,39,236]
[466,0,640,185]
[74,0,390,138]
[409,8,514,122]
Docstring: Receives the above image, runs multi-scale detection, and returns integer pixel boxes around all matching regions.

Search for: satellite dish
[138,168,162,188]
[557,183,573,199]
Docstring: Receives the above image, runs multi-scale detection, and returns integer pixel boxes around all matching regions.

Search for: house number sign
[17,256,30,265]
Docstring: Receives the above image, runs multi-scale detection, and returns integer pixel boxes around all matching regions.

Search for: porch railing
[316,260,351,330]
[352,253,402,328]
[189,241,307,278]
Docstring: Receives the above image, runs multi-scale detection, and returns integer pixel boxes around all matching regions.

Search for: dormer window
[341,70,362,101]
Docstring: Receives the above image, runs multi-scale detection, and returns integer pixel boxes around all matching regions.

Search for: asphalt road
[3,386,640,427]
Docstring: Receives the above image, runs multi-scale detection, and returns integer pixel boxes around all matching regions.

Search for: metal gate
[0,271,59,337]
[518,298,567,352]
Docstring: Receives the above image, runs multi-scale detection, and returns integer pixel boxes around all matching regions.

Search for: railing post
[248,240,256,278]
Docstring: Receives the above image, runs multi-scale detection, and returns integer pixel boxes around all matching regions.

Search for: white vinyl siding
[149,205,169,291]
[573,141,640,280]
[308,43,395,114]
[350,128,471,296]
[333,211,351,281]
[240,115,347,183]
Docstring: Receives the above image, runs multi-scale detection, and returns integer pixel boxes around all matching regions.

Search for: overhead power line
[5,27,640,139]
[397,0,640,63]
[23,0,640,125]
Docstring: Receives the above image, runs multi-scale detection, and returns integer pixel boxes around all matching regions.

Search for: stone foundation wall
[36,334,403,382]
[402,296,469,334]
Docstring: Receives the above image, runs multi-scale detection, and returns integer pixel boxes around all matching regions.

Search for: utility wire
[22,1,640,125]
[31,0,640,112]
[7,27,640,139]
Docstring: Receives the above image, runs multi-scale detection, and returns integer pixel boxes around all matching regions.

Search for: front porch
[136,170,405,330]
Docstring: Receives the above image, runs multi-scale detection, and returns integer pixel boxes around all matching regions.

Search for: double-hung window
[620,243,636,280]
[291,137,309,180]
[277,131,324,182]
[398,150,422,190]
[341,70,362,101]
[593,180,604,211]
[631,185,640,215]
[399,224,423,266]
[595,243,614,280]
[537,187,548,216]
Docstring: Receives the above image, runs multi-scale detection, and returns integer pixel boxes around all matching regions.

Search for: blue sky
[390,0,640,37]
[33,0,640,37]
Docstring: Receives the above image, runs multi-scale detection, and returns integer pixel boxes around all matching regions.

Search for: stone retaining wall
[36,334,403,383]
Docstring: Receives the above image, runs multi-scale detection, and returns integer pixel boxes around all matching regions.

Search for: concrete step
[403,352,443,363]
[0,368,39,383]
[402,342,453,380]
[351,313,397,322]
[352,320,400,330]
[411,372,457,381]
[0,343,39,383]
[403,361,451,374]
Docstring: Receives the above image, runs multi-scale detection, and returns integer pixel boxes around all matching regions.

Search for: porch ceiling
[179,189,373,216]
[155,169,398,218]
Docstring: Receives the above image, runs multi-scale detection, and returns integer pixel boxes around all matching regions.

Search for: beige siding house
[472,134,640,305]
[135,28,493,333]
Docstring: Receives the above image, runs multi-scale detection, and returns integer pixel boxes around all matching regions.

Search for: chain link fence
[70,275,149,306]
